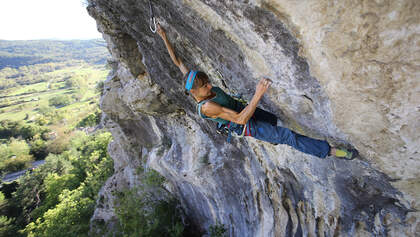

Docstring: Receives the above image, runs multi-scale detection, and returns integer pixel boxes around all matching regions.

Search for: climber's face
[191,81,213,100]
[198,82,212,96]
[197,82,213,97]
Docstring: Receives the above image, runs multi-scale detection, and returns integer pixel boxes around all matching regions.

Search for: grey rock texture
[87,0,419,236]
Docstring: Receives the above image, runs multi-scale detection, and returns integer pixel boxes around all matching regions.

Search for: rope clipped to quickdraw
[149,0,157,33]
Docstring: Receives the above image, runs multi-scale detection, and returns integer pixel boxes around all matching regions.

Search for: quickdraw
[149,0,157,33]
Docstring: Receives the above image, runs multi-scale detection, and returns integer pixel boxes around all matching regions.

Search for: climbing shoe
[334,148,359,160]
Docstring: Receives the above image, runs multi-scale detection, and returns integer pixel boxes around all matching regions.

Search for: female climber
[156,23,357,159]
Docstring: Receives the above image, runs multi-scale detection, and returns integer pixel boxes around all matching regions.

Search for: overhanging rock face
[87,0,420,236]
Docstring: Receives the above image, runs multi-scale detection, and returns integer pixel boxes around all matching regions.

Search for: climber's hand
[157,23,166,39]
[255,78,272,96]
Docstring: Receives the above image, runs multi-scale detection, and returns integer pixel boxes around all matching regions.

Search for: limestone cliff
[86,0,420,236]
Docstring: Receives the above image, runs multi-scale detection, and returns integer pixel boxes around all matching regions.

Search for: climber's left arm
[157,24,189,76]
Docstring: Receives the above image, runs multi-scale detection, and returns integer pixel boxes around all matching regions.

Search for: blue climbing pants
[247,118,330,158]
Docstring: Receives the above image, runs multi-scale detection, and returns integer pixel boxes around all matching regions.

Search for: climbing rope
[149,0,157,33]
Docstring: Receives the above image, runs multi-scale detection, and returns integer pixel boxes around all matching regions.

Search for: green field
[0,64,107,127]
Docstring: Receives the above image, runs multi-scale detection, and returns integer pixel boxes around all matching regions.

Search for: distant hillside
[0,39,110,69]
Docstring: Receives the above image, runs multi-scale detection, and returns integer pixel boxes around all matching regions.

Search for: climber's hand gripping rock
[256,78,272,97]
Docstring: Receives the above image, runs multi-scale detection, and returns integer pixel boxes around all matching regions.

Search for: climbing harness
[196,98,249,143]
[213,121,248,143]
[226,122,247,143]
[148,0,157,33]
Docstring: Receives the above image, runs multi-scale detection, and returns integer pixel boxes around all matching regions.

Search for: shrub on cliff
[209,223,227,237]
[113,188,184,237]
[111,168,184,237]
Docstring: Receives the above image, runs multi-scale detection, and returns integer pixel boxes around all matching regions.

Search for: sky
[0,0,102,40]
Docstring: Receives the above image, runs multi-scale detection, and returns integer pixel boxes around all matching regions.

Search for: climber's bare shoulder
[201,101,240,123]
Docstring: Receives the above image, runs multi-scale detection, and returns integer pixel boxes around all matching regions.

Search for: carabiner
[150,17,157,33]
[148,0,157,33]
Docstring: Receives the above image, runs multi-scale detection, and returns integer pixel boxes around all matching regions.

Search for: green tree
[0,192,8,215]
[0,215,17,237]
[0,120,23,139]
[38,105,53,116]
[68,132,111,187]
[10,153,74,233]
[0,144,10,161]
[66,76,87,91]
[20,124,41,140]
[8,139,30,156]
[25,188,94,237]
[30,173,79,221]
[76,111,101,128]
[0,139,34,174]
[46,132,70,155]
[29,139,48,160]
[48,95,71,107]
[47,111,65,125]
[95,81,104,95]
[35,116,49,126]
[0,155,33,174]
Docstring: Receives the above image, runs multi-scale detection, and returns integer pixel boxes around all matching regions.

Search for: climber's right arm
[157,24,189,76]
[202,78,272,125]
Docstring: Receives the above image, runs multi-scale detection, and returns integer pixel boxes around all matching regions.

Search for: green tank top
[196,87,243,125]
